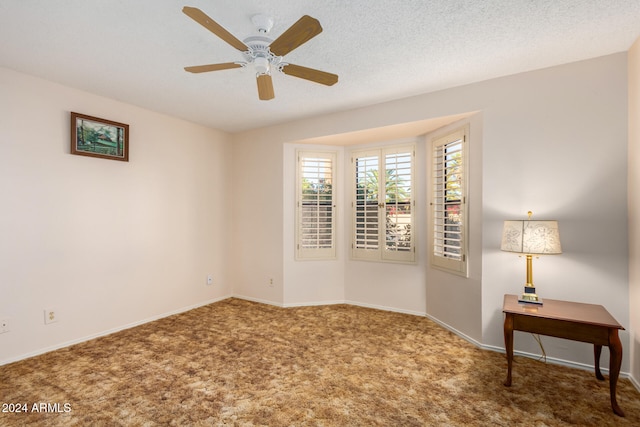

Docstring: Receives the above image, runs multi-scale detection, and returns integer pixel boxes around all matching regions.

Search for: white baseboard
[344,300,426,318]
[480,342,616,374]
[629,373,640,391]
[283,299,345,308]
[0,295,232,366]
[424,312,484,348]
[233,296,426,318]
[232,294,285,307]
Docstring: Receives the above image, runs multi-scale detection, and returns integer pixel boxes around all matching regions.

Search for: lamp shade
[501,220,562,255]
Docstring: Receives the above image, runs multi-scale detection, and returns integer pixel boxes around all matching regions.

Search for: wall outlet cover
[44,309,58,324]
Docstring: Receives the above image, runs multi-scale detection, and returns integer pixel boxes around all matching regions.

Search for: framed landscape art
[70,112,129,161]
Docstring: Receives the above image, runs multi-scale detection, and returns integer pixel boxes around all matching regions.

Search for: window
[296,151,336,260]
[352,144,415,262]
[430,127,468,276]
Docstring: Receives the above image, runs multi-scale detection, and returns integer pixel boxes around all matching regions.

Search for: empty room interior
[2,1,640,425]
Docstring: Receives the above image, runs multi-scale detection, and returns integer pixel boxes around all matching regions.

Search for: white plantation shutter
[431,128,468,276]
[352,144,415,263]
[384,149,413,257]
[296,151,336,260]
[354,152,380,255]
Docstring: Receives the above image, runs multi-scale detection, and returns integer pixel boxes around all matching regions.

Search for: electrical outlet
[0,318,9,333]
[269,278,274,287]
[44,309,58,325]
[207,274,213,285]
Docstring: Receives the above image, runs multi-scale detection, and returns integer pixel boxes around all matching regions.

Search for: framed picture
[70,112,129,161]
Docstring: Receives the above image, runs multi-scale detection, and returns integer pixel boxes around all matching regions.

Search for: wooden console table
[502,294,625,416]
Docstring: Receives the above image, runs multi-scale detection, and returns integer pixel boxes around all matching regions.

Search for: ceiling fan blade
[269,15,322,56]
[257,74,275,100]
[182,6,247,52]
[184,63,243,73]
[281,63,338,86]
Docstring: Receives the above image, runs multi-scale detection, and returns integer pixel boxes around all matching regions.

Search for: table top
[503,294,624,330]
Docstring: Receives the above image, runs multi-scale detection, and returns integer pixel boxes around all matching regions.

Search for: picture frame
[70,112,129,162]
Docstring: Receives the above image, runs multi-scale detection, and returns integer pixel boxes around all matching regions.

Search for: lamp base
[518,285,543,305]
[518,296,543,305]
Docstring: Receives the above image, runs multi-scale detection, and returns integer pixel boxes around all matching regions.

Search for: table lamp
[500,211,562,304]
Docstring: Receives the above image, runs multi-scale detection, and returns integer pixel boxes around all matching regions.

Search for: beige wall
[230,134,285,303]
[0,67,234,364]
[628,37,640,388]
[231,53,630,371]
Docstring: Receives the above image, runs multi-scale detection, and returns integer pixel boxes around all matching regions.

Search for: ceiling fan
[182,6,339,101]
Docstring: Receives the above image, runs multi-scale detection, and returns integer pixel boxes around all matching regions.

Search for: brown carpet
[1,298,639,426]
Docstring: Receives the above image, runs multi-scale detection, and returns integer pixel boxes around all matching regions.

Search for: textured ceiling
[1,1,640,133]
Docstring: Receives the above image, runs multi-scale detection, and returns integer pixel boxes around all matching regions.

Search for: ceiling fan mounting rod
[251,14,274,34]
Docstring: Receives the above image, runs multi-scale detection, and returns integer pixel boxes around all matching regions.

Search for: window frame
[429,126,469,276]
[295,150,337,260]
[351,143,415,263]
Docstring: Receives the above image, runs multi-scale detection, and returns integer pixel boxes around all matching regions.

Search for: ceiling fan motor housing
[242,36,283,75]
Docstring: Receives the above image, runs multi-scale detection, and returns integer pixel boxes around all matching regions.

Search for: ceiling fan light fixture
[254,56,270,75]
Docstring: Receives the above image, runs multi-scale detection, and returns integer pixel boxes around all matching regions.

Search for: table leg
[608,329,624,417]
[504,313,514,387]
[594,345,605,380]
